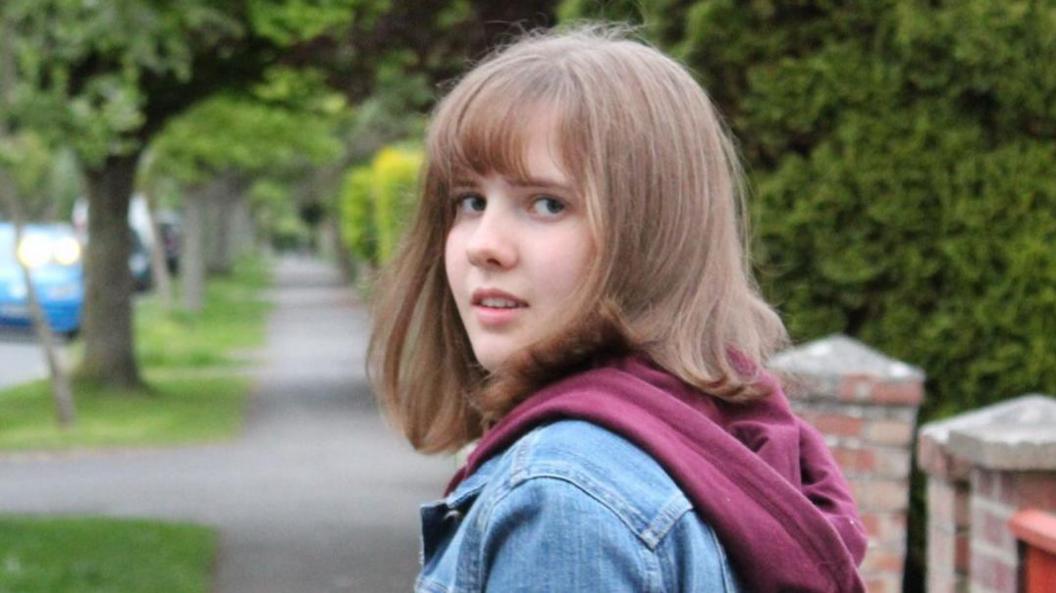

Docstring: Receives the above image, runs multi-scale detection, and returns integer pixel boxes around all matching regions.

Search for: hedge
[338,144,423,269]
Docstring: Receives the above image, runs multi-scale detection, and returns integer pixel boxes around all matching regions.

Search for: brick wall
[918,395,1056,593]
[771,335,924,593]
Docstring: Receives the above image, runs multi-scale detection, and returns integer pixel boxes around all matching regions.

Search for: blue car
[0,222,84,336]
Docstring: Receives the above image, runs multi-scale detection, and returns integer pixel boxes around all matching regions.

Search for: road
[0,255,455,593]
[0,328,56,389]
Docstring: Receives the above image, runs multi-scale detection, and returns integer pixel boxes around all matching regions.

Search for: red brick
[864,574,901,593]
[974,504,1014,550]
[853,479,909,512]
[1014,473,1056,510]
[971,551,1017,593]
[955,531,970,573]
[802,411,865,438]
[872,380,924,405]
[865,420,914,446]
[838,375,875,402]
[862,511,906,544]
[862,513,881,537]
[834,446,877,474]
[861,547,905,574]
[874,448,910,479]
[929,479,956,525]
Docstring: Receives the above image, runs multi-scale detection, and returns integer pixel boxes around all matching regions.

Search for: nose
[465,207,517,270]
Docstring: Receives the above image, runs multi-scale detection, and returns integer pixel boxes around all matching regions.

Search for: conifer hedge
[560,0,1056,423]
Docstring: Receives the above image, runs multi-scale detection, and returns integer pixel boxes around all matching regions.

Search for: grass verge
[0,516,216,593]
[0,374,249,450]
[0,255,271,451]
[136,257,272,369]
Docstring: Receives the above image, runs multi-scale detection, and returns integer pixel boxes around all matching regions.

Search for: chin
[472,344,519,374]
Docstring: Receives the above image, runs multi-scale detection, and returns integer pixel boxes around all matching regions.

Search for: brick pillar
[770,335,924,593]
[919,395,1056,593]
[919,410,977,593]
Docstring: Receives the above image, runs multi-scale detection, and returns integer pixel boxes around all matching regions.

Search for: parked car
[0,222,84,336]
[72,195,180,290]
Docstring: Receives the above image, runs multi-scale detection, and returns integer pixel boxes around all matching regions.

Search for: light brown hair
[368,23,789,453]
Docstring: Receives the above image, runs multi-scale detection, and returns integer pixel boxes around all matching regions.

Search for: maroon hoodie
[447,355,867,593]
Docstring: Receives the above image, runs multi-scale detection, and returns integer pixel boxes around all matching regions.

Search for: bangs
[427,62,577,192]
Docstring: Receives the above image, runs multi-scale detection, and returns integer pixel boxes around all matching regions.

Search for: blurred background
[0,1,1053,592]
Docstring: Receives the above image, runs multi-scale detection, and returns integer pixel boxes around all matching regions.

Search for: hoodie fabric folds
[446,356,867,593]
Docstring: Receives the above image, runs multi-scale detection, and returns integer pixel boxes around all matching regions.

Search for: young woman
[369,24,867,593]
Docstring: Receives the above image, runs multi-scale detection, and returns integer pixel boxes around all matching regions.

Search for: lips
[471,288,528,308]
[470,288,528,328]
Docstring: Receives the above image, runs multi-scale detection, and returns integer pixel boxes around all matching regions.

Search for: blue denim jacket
[417,420,743,593]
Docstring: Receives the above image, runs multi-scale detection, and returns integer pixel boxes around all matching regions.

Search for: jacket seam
[502,470,664,549]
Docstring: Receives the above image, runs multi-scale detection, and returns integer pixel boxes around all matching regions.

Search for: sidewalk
[0,255,454,593]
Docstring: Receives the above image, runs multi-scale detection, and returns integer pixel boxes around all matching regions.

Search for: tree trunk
[229,192,254,262]
[79,152,142,389]
[144,188,174,311]
[182,183,208,313]
[205,173,248,276]
[0,170,77,427]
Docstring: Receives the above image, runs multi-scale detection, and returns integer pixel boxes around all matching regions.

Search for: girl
[369,24,867,593]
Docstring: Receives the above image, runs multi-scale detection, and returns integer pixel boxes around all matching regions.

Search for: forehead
[450,114,570,189]
[429,70,579,188]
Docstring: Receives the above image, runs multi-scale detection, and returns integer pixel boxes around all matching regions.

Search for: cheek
[444,229,466,299]
[533,227,594,299]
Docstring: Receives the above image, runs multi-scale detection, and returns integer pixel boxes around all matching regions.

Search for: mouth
[471,288,528,327]
[471,288,528,309]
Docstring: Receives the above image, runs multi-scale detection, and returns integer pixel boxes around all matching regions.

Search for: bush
[337,144,423,269]
[372,146,423,263]
[339,165,376,264]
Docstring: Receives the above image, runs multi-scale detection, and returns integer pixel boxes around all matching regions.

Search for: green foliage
[151,93,343,185]
[339,166,377,264]
[135,256,272,369]
[337,144,422,267]
[0,131,81,220]
[1,0,243,164]
[0,374,249,450]
[372,146,423,264]
[0,516,216,593]
[562,0,1056,419]
[248,0,381,45]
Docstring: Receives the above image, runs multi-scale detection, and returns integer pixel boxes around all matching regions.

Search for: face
[444,116,594,373]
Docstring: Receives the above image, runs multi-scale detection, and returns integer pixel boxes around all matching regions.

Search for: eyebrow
[450,175,572,192]
[509,176,572,191]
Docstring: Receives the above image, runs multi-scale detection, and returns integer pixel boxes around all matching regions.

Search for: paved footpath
[0,255,454,593]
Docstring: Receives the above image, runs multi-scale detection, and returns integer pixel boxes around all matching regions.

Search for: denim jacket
[417,419,742,593]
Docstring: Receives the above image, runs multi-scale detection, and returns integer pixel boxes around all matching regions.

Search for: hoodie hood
[447,355,867,593]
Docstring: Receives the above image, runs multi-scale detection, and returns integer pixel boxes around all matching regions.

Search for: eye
[530,196,566,217]
[455,193,486,214]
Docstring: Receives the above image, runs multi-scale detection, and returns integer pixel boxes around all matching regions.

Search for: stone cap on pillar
[918,394,1056,479]
[769,334,925,405]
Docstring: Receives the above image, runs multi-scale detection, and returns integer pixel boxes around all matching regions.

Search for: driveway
[0,255,454,593]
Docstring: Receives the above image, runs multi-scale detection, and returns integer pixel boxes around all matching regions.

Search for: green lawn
[0,255,272,451]
[0,516,216,593]
[0,374,249,450]
[135,257,272,369]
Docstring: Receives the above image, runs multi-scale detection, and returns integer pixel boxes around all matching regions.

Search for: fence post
[771,334,924,593]
[919,394,1056,593]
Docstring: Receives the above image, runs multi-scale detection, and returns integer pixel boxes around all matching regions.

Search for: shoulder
[480,419,693,549]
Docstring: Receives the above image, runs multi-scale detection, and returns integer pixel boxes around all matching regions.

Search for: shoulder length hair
[368,24,789,453]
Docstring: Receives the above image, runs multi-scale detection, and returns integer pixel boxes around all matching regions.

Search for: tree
[0,14,76,427]
[150,79,344,311]
[0,0,376,388]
